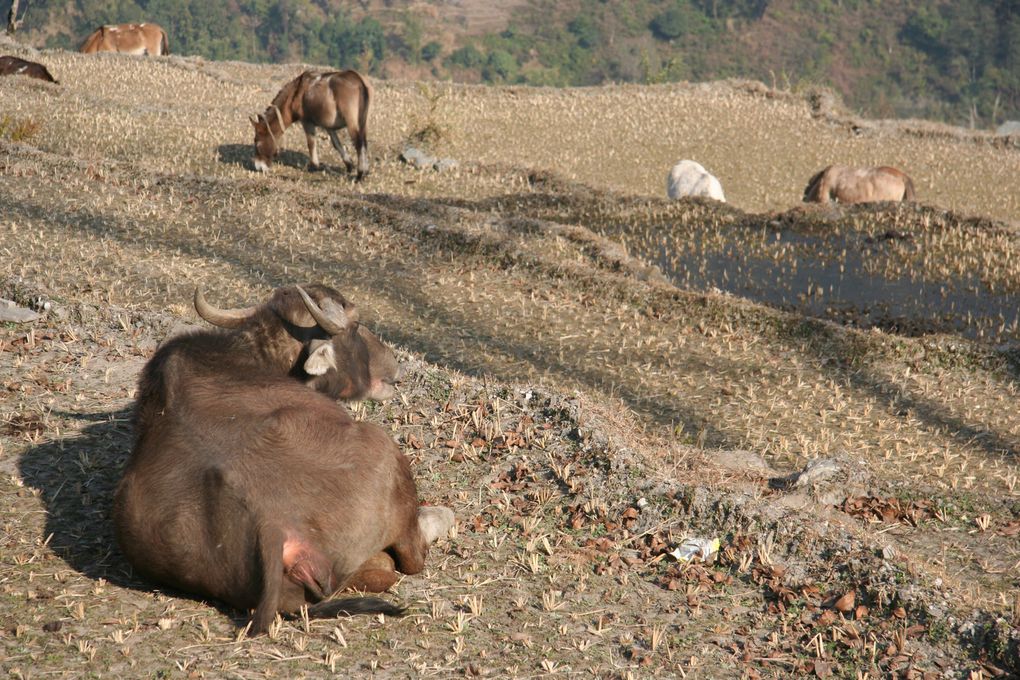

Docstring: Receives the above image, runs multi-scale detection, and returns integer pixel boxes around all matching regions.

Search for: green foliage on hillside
[10,0,1020,126]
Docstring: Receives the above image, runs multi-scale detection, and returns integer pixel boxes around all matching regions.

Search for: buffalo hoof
[418,506,455,544]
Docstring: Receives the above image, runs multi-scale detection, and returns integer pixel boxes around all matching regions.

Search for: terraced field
[2,41,1019,678]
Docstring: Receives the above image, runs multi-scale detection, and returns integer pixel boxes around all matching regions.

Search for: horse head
[250,110,281,173]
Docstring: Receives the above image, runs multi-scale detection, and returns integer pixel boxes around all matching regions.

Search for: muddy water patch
[646,218,1020,343]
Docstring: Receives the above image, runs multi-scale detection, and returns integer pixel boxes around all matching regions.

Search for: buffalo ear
[304,339,337,376]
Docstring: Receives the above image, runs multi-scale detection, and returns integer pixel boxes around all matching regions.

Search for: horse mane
[270,75,304,113]
[802,166,831,202]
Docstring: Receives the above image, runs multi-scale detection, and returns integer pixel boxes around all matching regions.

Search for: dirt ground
[2,43,1019,678]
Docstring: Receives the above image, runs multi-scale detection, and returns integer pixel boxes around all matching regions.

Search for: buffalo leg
[344,552,399,593]
[390,506,455,575]
[419,506,455,543]
[327,130,355,174]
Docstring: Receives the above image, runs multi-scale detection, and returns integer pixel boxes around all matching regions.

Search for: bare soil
[1,45,1019,678]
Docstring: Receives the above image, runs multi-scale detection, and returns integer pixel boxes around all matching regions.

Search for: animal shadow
[17,408,138,588]
[16,407,249,623]
[216,143,333,173]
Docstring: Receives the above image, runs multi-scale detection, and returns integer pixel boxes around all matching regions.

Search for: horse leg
[327,130,355,175]
[820,177,835,203]
[344,120,369,181]
[303,123,321,171]
[354,129,369,182]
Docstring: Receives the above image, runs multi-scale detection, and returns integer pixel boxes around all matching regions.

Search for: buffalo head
[194,284,400,401]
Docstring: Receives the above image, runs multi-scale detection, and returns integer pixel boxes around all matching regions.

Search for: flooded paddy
[652,215,1020,343]
[478,190,1020,346]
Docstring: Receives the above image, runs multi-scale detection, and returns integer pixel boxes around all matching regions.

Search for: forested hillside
[8,0,1020,128]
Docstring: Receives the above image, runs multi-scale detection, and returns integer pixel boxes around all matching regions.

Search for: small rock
[400,146,436,169]
[996,120,1020,136]
[0,299,40,323]
[792,458,841,488]
[433,158,459,172]
[710,449,775,475]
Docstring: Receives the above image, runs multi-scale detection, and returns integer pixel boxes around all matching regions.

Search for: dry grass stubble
[2,47,1019,676]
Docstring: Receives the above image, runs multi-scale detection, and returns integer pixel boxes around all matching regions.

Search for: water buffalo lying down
[0,55,58,83]
[114,284,454,633]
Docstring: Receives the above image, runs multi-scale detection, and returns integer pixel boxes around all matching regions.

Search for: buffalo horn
[194,288,257,328]
[295,285,352,335]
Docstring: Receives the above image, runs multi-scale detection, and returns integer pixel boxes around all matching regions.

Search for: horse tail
[355,72,371,178]
[161,28,170,56]
[357,74,370,155]
[901,174,915,201]
[803,167,828,202]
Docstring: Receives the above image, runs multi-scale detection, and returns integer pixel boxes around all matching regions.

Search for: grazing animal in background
[79,23,169,56]
[251,69,372,180]
[802,165,915,204]
[114,284,454,634]
[666,160,726,202]
[0,55,58,83]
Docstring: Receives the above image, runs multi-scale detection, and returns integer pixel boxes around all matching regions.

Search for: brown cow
[251,69,371,180]
[114,284,454,634]
[803,165,916,204]
[80,23,169,56]
[0,55,58,83]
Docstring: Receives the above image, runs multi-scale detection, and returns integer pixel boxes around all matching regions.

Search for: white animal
[666,160,726,202]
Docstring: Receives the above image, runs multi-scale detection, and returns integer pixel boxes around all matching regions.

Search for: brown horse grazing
[251,69,371,180]
[803,165,916,204]
[0,55,57,83]
[80,23,169,56]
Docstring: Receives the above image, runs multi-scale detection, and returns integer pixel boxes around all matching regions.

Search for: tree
[447,44,483,69]
[567,14,599,49]
[7,0,25,35]
[649,2,709,41]
[483,49,517,82]
[421,40,441,62]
